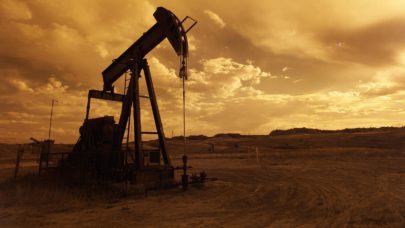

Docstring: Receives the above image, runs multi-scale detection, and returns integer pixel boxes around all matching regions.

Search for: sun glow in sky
[1,0,405,143]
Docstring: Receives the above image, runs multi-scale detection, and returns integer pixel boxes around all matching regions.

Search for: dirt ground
[1,130,405,227]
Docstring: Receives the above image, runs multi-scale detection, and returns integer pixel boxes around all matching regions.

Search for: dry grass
[1,129,405,227]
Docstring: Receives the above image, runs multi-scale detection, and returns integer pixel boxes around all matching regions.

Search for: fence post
[14,145,24,178]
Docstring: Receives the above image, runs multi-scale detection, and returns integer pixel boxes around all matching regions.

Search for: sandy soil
[0,130,405,227]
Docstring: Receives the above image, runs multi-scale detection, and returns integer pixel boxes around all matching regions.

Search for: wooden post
[14,145,24,178]
[256,147,259,162]
[38,144,43,176]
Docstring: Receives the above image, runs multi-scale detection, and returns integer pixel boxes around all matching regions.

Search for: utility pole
[48,98,57,140]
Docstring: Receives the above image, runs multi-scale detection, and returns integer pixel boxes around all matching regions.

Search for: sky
[1,0,405,143]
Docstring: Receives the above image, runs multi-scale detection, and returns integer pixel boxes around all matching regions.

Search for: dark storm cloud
[321,18,405,66]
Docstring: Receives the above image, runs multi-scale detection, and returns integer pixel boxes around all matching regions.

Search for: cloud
[36,77,69,95]
[0,0,160,142]
[188,57,271,98]
[209,0,405,62]
[2,0,405,142]
[0,77,86,143]
[187,35,197,51]
[137,57,274,136]
[8,79,34,93]
[0,0,32,20]
[203,10,226,28]
[321,18,405,66]
[355,68,405,97]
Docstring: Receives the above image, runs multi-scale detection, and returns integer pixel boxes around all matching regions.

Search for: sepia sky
[1,0,405,143]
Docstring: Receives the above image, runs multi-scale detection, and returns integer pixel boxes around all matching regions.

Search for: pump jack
[66,7,197,186]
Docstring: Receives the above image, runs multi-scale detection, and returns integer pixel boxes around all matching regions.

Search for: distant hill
[167,127,405,141]
[170,133,257,141]
[269,127,402,136]
[170,135,209,141]
[213,133,243,138]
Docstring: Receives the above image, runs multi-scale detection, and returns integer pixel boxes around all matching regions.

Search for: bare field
[1,130,405,227]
